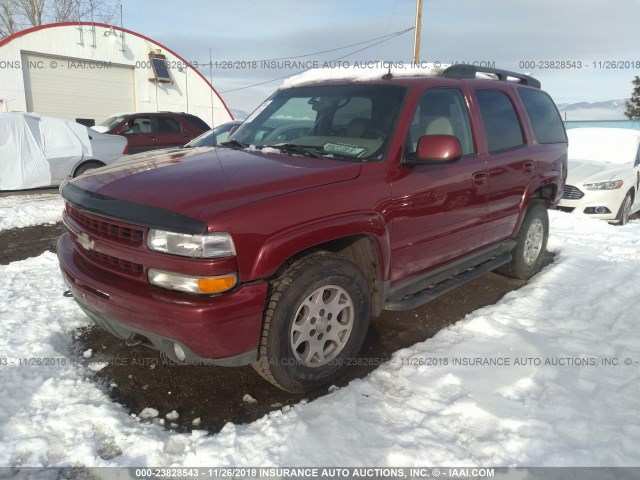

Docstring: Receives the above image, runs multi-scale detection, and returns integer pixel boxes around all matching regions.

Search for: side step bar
[383,253,512,311]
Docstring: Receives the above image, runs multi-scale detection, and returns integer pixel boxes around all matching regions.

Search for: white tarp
[0,113,94,190]
[0,113,51,190]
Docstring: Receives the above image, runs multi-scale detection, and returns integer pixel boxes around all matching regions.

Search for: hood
[115,146,192,163]
[566,160,630,185]
[68,147,361,223]
[91,125,110,133]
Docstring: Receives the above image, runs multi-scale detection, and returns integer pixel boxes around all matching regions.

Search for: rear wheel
[74,161,104,177]
[616,192,633,226]
[252,252,370,393]
[496,202,548,280]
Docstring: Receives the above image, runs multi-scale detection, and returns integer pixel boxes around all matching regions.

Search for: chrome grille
[562,185,584,200]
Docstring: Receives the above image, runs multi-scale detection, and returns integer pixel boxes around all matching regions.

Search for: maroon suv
[58,65,567,393]
[95,112,211,154]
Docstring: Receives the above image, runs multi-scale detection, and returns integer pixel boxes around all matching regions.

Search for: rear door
[471,88,532,244]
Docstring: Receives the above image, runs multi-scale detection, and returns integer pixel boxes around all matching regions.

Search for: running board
[383,253,512,311]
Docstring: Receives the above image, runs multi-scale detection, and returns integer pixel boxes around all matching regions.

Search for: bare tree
[0,0,118,38]
[0,0,18,38]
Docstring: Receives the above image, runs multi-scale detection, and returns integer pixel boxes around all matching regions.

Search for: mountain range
[556,99,628,121]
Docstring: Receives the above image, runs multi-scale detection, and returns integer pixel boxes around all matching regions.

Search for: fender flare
[248,213,391,281]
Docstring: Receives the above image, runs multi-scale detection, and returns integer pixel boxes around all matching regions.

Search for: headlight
[583,180,623,190]
[147,230,235,258]
[148,269,237,294]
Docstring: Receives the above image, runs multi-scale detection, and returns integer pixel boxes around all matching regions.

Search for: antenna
[119,2,125,52]
[382,64,393,80]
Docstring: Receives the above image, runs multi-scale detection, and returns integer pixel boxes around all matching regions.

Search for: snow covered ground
[0,211,639,468]
[0,194,63,231]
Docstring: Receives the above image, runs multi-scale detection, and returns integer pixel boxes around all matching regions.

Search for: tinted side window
[123,116,152,134]
[407,88,475,156]
[476,90,524,153]
[157,117,182,133]
[184,114,210,130]
[518,89,567,144]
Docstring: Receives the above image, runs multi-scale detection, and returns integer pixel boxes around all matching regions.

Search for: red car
[58,65,567,392]
[93,112,211,154]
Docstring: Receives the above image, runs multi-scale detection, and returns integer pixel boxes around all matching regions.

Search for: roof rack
[442,64,541,89]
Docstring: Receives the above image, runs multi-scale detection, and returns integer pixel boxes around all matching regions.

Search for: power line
[218,27,413,94]
[195,26,413,66]
[377,0,402,58]
[254,26,413,62]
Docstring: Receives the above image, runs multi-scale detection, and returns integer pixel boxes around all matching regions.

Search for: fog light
[174,343,186,361]
[584,206,611,215]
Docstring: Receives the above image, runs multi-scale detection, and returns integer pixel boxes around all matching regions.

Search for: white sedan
[558,128,640,225]
[0,113,128,190]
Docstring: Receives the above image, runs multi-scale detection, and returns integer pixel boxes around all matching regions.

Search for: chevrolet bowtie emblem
[76,232,95,251]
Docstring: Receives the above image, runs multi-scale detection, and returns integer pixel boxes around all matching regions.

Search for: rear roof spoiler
[442,64,541,89]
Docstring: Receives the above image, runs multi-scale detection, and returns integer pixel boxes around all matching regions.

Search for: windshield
[568,129,640,165]
[231,84,406,161]
[186,130,214,148]
[98,115,126,130]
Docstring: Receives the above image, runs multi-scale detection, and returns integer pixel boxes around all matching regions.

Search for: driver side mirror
[405,134,462,166]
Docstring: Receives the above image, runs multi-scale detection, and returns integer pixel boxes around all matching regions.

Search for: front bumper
[58,233,268,366]
[558,186,625,221]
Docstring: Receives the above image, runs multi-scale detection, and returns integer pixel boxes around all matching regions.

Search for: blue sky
[123,0,640,113]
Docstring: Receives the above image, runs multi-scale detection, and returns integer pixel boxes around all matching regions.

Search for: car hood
[115,146,192,163]
[566,160,630,185]
[68,147,361,222]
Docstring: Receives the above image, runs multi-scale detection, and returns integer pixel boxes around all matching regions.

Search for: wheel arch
[72,159,105,177]
[249,217,391,317]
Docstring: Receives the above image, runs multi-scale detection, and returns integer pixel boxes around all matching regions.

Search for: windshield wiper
[219,139,247,150]
[272,143,322,159]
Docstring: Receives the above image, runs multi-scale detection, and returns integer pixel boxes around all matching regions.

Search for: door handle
[472,172,488,185]
[523,161,534,175]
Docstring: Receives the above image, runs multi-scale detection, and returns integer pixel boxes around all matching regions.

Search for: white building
[0,22,233,127]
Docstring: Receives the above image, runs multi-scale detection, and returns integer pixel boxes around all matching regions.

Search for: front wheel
[496,202,549,280]
[251,252,371,393]
[616,192,633,226]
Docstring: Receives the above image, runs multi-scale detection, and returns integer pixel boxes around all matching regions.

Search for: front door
[389,87,487,283]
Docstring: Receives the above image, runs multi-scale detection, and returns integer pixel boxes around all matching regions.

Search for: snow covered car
[558,128,640,225]
[0,113,128,190]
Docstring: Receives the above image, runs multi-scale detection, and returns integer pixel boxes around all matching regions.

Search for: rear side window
[518,89,567,144]
[184,114,211,130]
[157,116,182,133]
[476,90,524,153]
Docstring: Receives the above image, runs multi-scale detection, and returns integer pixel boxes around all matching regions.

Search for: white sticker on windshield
[322,142,366,157]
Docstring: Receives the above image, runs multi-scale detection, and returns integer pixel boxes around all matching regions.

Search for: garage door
[22,52,135,125]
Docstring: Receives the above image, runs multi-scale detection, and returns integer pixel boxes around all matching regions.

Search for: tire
[251,252,371,393]
[74,161,104,177]
[496,202,549,280]
[616,192,633,226]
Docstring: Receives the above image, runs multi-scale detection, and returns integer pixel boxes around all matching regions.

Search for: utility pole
[413,0,423,64]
